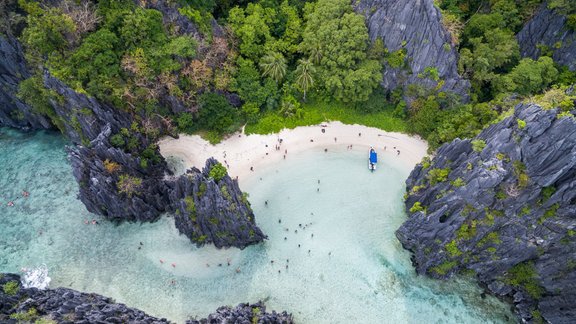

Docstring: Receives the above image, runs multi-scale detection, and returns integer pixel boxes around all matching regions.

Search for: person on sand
[334,137,337,142]
[359,133,361,137]
[321,128,325,133]
[324,148,327,152]
[397,150,400,156]
[285,149,287,154]
[250,166,254,171]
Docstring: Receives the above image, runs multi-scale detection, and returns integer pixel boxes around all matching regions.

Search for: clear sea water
[0,128,515,323]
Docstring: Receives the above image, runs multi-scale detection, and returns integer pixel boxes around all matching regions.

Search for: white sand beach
[158,121,429,181]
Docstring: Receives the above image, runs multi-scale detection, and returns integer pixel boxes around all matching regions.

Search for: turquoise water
[0,128,515,323]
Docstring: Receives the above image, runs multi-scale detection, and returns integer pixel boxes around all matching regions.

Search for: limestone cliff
[0,36,51,130]
[355,0,469,100]
[397,103,576,322]
[518,4,576,71]
[167,158,266,249]
[0,33,265,248]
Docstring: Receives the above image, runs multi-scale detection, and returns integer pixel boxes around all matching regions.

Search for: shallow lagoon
[0,128,514,323]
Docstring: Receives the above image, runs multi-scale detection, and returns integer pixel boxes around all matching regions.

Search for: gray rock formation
[186,302,293,324]
[0,273,292,323]
[167,158,266,249]
[0,19,265,249]
[0,36,52,130]
[0,273,171,323]
[397,103,576,322]
[518,4,576,71]
[355,0,470,100]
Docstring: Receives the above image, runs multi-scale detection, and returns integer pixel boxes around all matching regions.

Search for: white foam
[22,264,51,289]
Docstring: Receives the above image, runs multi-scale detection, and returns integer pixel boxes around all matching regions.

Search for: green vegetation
[409,202,425,213]
[471,139,486,152]
[517,119,526,129]
[504,261,545,299]
[539,203,560,224]
[3,280,19,295]
[540,186,556,203]
[446,240,462,257]
[512,160,529,188]
[9,307,38,322]
[184,196,196,215]
[451,177,465,187]
[430,260,458,276]
[245,98,407,134]
[426,168,450,185]
[456,220,477,240]
[8,0,576,179]
[117,174,142,197]
[208,163,228,181]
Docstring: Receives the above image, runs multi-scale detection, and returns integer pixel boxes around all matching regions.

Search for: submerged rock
[397,103,576,322]
[355,0,469,100]
[518,4,576,71]
[186,301,293,324]
[167,158,266,249]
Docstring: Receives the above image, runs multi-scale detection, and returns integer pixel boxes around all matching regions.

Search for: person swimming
[7,201,14,207]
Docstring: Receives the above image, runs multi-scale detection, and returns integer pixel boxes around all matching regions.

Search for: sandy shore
[158,121,428,181]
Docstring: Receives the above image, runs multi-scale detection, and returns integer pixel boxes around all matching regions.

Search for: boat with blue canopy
[368,147,377,172]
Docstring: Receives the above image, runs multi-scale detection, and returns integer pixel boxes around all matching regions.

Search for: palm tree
[308,43,322,65]
[294,59,315,101]
[259,52,287,84]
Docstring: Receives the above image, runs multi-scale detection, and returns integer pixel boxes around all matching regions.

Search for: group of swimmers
[4,190,30,207]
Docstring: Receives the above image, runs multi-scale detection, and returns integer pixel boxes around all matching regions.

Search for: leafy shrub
[9,308,37,322]
[427,168,450,185]
[430,260,458,276]
[103,159,121,173]
[445,240,462,257]
[517,119,526,129]
[409,202,425,213]
[117,174,143,197]
[471,139,486,152]
[504,261,544,299]
[451,178,465,187]
[208,163,227,181]
[3,281,19,295]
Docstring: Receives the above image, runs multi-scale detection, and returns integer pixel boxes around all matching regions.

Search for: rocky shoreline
[398,103,576,322]
[0,273,292,323]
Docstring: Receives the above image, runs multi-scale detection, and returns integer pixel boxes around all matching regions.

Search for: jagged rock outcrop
[0,36,52,130]
[1,274,292,323]
[167,158,266,249]
[354,0,470,100]
[0,273,171,323]
[186,302,293,324]
[518,4,576,71]
[397,103,576,322]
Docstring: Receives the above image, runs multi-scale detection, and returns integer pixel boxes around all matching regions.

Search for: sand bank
[158,122,428,181]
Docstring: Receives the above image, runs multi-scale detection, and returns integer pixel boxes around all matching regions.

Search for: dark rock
[0,273,171,323]
[186,301,293,324]
[167,158,266,249]
[354,0,470,100]
[0,35,52,130]
[518,4,576,71]
[397,103,576,322]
